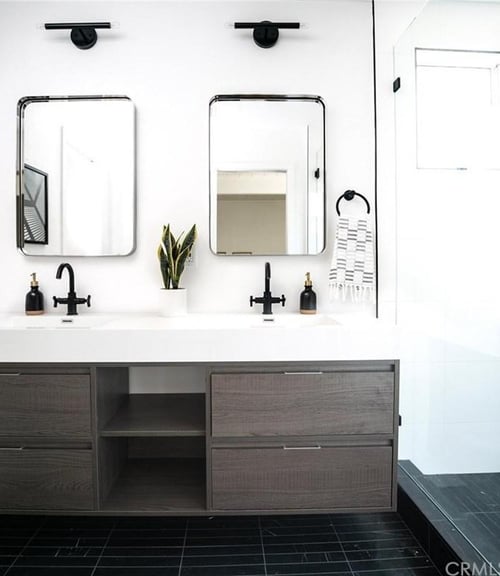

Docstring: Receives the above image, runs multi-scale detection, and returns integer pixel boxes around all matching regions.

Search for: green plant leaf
[158,223,196,289]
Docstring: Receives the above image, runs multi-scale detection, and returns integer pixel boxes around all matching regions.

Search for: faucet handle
[86,295,91,307]
[281,295,286,307]
[53,296,58,308]
[249,296,255,307]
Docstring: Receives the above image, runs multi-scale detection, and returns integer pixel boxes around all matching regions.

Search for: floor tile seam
[330,517,354,576]
[335,534,415,544]
[454,511,500,516]
[3,516,47,576]
[336,527,412,535]
[258,517,268,576]
[398,515,442,575]
[177,516,189,576]
[184,552,260,564]
[349,557,439,569]
[89,519,117,576]
[184,543,263,549]
[342,552,430,563]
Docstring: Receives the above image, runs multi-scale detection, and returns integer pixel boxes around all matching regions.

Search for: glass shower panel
[394,0,500,569]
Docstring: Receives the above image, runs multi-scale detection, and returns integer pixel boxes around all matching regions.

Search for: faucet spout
[265,262,271,293]
[250,262,286,315]
[56,262,75,293]
[53,263,91,315]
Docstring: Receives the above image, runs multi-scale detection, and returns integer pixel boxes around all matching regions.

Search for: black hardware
[393,77,401,93]
[250,262,286,315]
[399,415,402,426]
[314,168,320,179]
[53,263,91,315]
[335,190,371,216]
[44,22,111,50]
[234,21,300,48]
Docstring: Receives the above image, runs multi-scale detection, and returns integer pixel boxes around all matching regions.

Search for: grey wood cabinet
[208,362,399,513]
[211,371,395,437]
[0,449,94,510]
[0,360,398,515]
[211,445,393,510]
[0,372,91,438]
[0,368,95,512]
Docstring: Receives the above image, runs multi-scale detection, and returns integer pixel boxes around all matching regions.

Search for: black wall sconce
[44,22,111,50]
[234,21,300,49]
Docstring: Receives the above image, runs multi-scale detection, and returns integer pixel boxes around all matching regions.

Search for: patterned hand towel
[329,216,375,302]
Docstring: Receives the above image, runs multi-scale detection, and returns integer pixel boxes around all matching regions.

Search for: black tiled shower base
[400,460,500,568]
[0,512,440,576]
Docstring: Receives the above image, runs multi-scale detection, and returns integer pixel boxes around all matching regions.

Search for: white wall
[0,0,375,315]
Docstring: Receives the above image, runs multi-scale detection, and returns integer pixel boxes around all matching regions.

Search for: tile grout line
[89,518,117,576]
[4,515,47,576]
[258,516,268,576]
[177,517,189,576]
[398,515,443,575]
[330,514,355,576]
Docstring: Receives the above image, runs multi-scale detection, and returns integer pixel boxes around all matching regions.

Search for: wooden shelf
[102,458,205,512]
[101,393,205,437]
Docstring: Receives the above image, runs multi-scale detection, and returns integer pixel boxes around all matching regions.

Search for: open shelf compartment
[96,367,207,513]
[101,393,205,437]
[102,456,205,512]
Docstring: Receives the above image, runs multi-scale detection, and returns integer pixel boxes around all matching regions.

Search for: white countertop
[0,313,399,364]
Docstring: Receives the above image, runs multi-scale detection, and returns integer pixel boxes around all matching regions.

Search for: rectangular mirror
[209,95,325,255]
[17,96,135,256]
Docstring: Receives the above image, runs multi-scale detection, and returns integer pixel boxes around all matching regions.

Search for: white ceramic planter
[159,288,187,317]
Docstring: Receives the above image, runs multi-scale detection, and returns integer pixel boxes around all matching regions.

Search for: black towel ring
[335,190,371,216]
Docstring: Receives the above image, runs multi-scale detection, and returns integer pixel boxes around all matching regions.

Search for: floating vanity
[0,314,399,516]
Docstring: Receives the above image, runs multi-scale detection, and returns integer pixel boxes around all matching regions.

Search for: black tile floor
[0,512,441,576]
[401,460,500,567]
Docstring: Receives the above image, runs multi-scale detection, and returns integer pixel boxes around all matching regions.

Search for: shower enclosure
[394,0,500,570]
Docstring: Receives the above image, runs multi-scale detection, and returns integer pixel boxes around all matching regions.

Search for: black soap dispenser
[25,273,44,316]
[300,272,317,315]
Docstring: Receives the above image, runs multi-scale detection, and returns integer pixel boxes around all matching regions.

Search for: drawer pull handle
[283,372,324,375]
[283,445,322,450]
[0,373,20,377]
[0,447,24,451]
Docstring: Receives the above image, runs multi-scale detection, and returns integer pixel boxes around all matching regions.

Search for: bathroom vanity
[0,315,399,515]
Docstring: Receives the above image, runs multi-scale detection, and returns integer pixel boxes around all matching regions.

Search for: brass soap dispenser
[299,272,317,315]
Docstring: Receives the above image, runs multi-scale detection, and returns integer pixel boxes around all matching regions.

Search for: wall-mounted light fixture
[44,22,111,50]
[234,21,300,49]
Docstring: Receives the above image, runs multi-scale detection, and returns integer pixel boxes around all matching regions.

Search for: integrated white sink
[1,315,110,330]
[0,311,396,363]
[0,313,340,331]
[103,313,339,330]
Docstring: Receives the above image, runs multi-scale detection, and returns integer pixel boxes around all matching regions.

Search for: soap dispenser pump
[25,273,44,316]
[299,272,317,315]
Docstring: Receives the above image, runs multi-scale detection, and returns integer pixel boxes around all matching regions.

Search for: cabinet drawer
[211,446,393,510]
[0,449,94,510]
[211,372,394,437]
[0,373,91,438]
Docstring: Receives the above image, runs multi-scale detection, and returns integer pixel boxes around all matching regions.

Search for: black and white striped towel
[329,216,375,302]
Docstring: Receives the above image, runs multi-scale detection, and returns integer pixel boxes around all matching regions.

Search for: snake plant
[157,224,197,289]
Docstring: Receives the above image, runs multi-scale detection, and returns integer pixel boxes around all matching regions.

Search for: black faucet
[250,262,286,315]
[53,263,91,315]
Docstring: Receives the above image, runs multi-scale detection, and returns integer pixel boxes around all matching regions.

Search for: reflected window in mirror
[209,95,325,256]
[17,96,136,256]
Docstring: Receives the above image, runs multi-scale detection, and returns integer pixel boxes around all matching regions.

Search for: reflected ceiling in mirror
[17,96,135,256]
[209,95,325,256]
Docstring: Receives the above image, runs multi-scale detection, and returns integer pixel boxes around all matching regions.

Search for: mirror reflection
[209,95,325,256]
[17,96,135,256]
